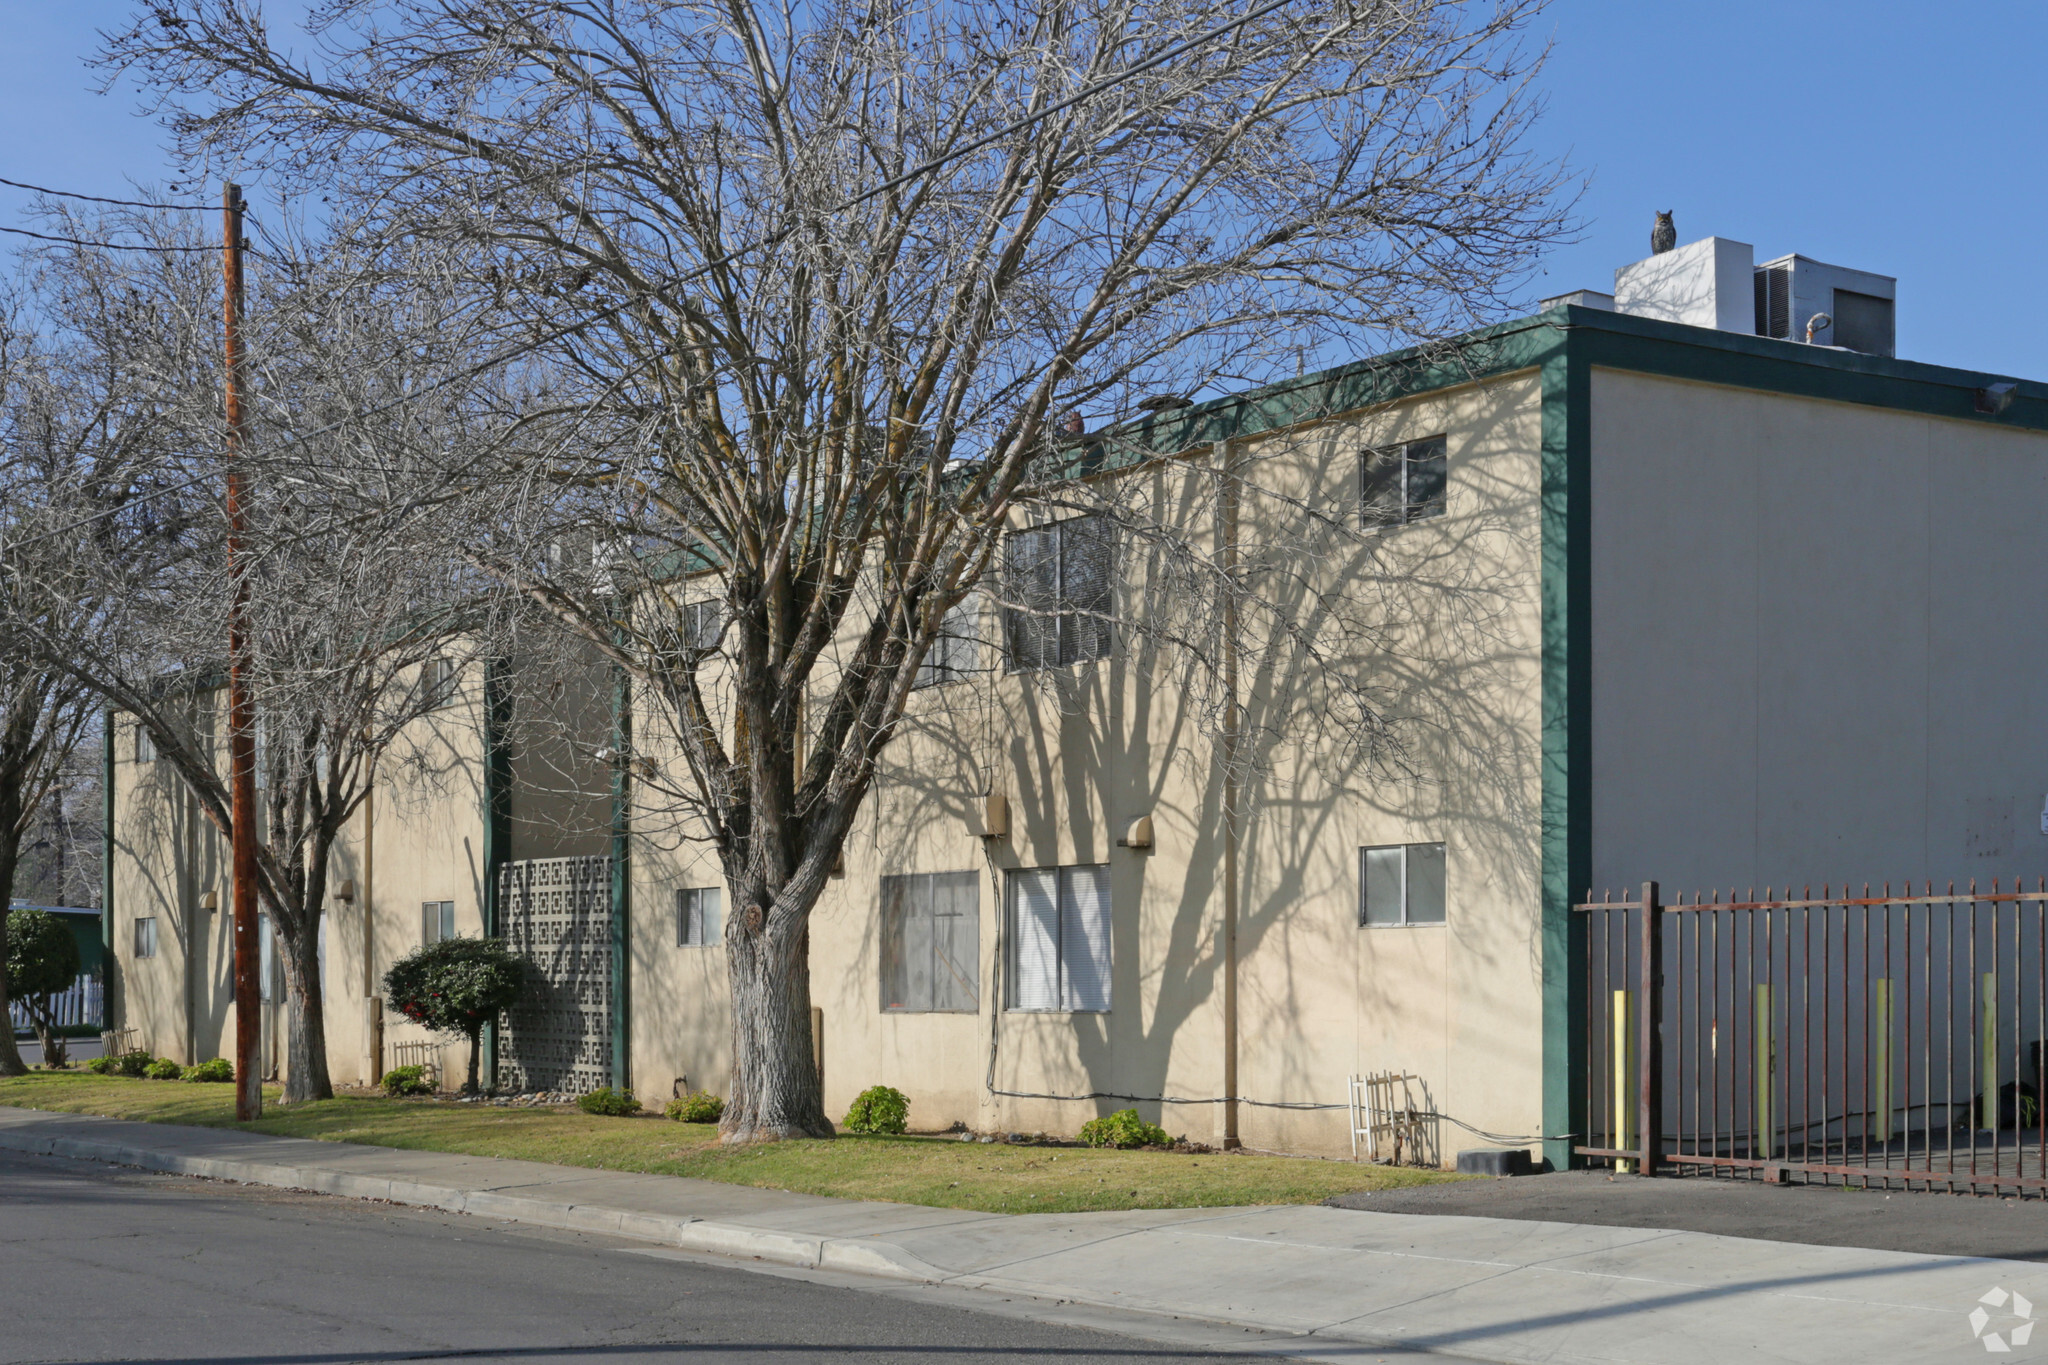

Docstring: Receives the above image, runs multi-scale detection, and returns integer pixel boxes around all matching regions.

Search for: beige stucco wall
[1589,369,2048,894]
[107,371,1550,1160]
[107,660,491,1089]
[625,370,1548,1159]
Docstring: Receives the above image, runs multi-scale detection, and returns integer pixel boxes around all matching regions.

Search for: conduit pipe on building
[1218,437,1241,1150]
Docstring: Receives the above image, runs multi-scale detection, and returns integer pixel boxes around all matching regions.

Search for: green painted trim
[1559,306,2048,431]
[1102,302,2045,476]
[101,707,116,1028]
[480,658,513,1088]
[1084,316,1567,467]
[1538,331,1590,1173]
[609,663,632,1091]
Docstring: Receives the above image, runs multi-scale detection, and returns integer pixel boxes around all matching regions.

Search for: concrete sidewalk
[0,1106,2033,1364]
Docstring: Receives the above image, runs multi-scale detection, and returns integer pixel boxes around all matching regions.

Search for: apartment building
[104,233,2048,1167]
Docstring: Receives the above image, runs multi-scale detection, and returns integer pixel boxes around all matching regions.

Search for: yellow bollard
[1613,989,1635,1174]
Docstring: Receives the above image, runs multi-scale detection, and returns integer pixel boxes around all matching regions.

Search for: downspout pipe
[1218,439,1242,1149]
[101,708,115,1034]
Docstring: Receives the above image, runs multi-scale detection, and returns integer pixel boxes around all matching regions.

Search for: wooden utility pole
[223,183,261,1121]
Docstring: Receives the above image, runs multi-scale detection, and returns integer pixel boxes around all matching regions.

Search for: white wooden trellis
[1349,1071,1427,1164]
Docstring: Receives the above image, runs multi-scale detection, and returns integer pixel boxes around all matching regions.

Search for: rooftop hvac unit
[1754,262,1791,341]
[1751,254,1896,356]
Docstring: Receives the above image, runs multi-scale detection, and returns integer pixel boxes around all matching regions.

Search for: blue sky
[3,2,2041,376]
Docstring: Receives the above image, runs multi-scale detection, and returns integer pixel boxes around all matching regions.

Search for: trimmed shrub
[6,908,82,1067]
[577,1086,641,1117]
[381,937,530,1093]
[664,1091,724,1124]
[114,1049,154,1078]
[183,1057,235,1083]
[843,1084,910,1135]
[85,1055,116,1075]
[143,1057,184,1080]
[381,1064,433,1097]
[1077,1109,1171,1149]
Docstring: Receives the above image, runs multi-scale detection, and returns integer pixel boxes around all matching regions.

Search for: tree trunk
[464,1026,482,1095]
[0,834,28,1077]
[720,898,831,1142]
[277,912,334,1103]
[29,1003,66,1068]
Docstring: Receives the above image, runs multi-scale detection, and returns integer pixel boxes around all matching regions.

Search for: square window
[422,900,456,944]
[134,916,158,959]
[682,599,724,655]
[1004,515,1113,672]
[1006,864,1111,1011]
[1359,843,1447,927]
[677,887,722,946]
[916,597,981,688]
[879,871,979,1011]
[1362,436,1448,528]
[417,657,458,710]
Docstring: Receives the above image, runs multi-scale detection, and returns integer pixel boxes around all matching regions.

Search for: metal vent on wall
[1753,265,1791,339]
[496,855,612,1094]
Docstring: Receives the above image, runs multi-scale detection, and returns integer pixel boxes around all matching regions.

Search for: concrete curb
[0,1125,957,1285]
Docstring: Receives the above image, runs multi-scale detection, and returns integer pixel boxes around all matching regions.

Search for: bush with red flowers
[381,937,530,1094]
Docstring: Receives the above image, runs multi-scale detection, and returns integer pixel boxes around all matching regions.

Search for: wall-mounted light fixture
[334,879,357,903]
[1116,815,1155,850]
[981,789,1010,840]
[200,889,219,911]
[1975,382,2019,416]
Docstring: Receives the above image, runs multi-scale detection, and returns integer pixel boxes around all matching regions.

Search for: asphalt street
[0,1149,1451,1365]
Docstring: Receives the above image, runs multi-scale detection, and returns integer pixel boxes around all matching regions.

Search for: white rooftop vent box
[1614,237,1757,333]
[1610,236,1897,357]
[1751,253,1895,356]
[1540,288,1615,311]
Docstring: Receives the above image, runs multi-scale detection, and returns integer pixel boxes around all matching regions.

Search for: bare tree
[110,0,1570,1138]
[0,231,209,1074]
[11,204,511,1100]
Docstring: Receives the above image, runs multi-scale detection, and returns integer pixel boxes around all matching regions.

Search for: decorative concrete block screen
[497,855,612,1094]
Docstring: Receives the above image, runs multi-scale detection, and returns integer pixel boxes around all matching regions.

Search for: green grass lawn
[0,1071,1461,1214]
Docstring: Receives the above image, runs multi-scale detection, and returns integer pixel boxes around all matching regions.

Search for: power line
[0,0,1304,551]
[0,224,215,252]
[0,176,214,211]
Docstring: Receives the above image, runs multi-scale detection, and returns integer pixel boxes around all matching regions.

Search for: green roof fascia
[1063,313,1569,473]
[1554,304,2048,431]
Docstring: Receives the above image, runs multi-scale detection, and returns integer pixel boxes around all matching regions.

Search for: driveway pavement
[2,1105,2039,1363]
[1333,1167,2048,1261]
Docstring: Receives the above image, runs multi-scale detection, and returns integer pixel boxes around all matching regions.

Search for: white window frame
[1361,435,1448,528]
[422,900,456,944]
[676,886,721,947]
[418,657,458,710]
[879,871,980,1013]
[1005,864,1112,1012]
[915,596,981,689]
[1003,514,1113,672]
[1359,842,1447,928]
[682,598,725,656]
[133,721,157,764]
[134,916,158,959]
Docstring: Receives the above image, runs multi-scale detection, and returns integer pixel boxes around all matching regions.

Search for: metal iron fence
[1578,881,2048,1194]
